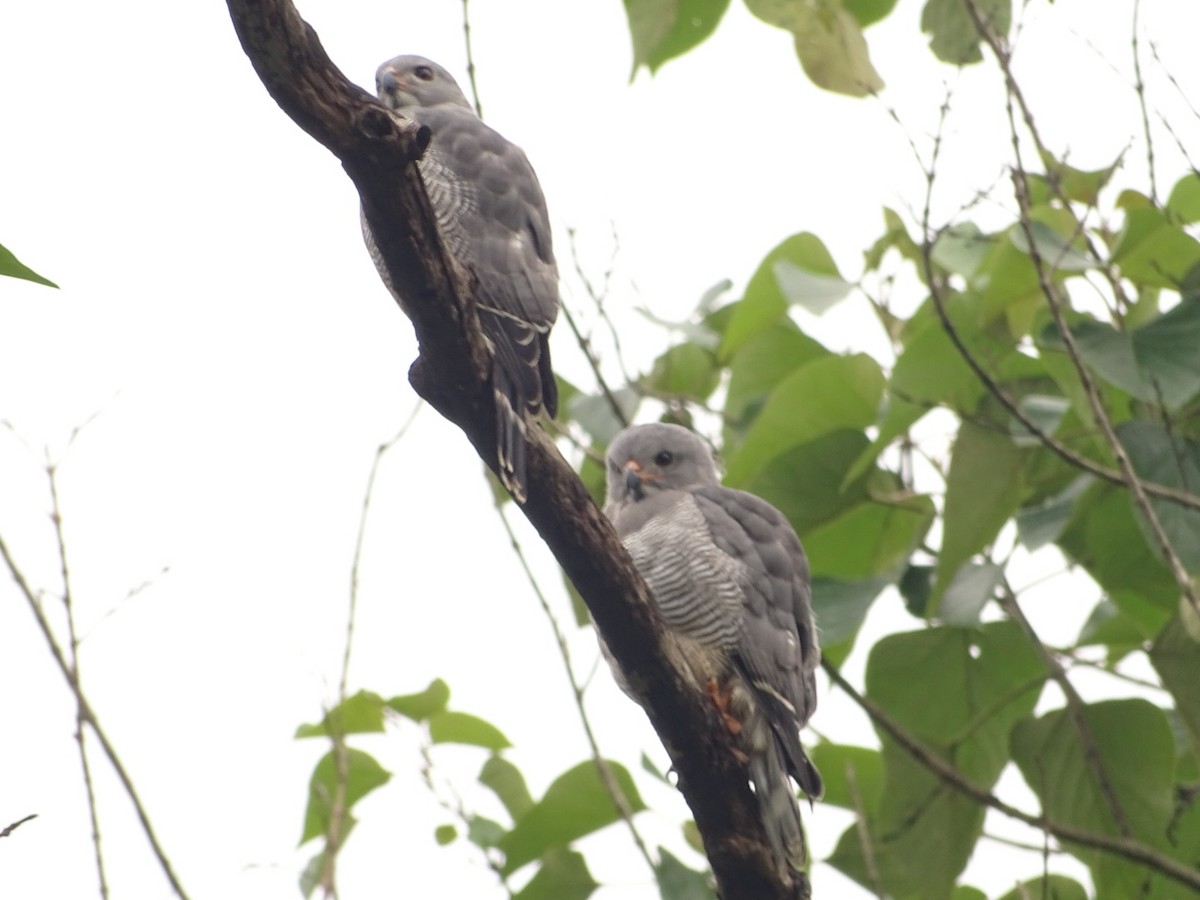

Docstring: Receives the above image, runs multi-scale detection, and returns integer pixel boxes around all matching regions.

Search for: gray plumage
[362,55,559,502]
[603,423,822,884]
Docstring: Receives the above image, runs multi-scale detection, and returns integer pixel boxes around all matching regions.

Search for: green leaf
[938,561,1003,627]
[921,0,1010,64]
[1118,421,1200,572]
[1076,598,1149,660]
[899,563,934,617]
[723,321,830,433]
[808,742,883,812]
[300,748,391,844]
[931,223,994,279]
[624,0,731,74]
[386,679,450,722]
[836,623,1043,897]
[1150,615,1200,760]
[512,849,599,900]
[1010,393,1070,447]
[1016,476,1093,550]
[772,258,854,315]
[434,823,458,845]
[1062,302,1200,409]
[468,814,507,849]
[1167,172,1200,224]
[932,422,1025,614]
[569,386,640,445]
[0,242,58,288]
[803,490,935,580]
[1113,207,1200,288]
[1010,220,1097,272]
[1011,699,1178,896]
[996,875,1088,900]
[480,755,534,820]
[810,575,890,664]
[744,0,884,96]
[1058,482,1180,619]
[721,232,844,355]
[1042,155,1121,206]
[654,847,716,900]
[428,711,512,751]
[950,888,986,900]
[295,690,386,739]
[724,353,884,486]
[299,851,322,898]
[740,430,872,534]
[643,342,720,399]
[843,0,899,27]
[499,760,647,874]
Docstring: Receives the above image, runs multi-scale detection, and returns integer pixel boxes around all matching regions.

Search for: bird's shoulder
[691,485,808,580]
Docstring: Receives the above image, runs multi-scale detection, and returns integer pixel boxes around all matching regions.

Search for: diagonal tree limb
[224,2,797,896]
[823,660,1200,894]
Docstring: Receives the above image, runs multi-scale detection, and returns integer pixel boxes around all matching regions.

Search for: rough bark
[225,2,805,896]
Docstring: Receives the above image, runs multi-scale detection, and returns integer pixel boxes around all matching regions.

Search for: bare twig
[1,531,192,900]
[319,406,423,897]
[997,582,1131,838]
[459,0,483,119]
[909,13,1200,514]
[823,660,1200,893]
[976,14,1200,615]
[0,814,37,838]
[3,418,189,898]
[47,457,109,899]
[496,505,656,875]
[1131,0,1158,203]
[846,763,885,900]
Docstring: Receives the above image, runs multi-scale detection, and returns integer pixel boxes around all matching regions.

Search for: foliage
[0,241,56,288]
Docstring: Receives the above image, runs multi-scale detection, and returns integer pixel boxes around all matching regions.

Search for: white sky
[2,1,1197,898]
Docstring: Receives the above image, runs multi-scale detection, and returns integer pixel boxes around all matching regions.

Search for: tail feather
[748,736,808,874]
[478,306,555,503]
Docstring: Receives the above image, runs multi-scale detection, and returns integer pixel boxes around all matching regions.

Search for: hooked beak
[377,69,414,109]
[623,460,648,500]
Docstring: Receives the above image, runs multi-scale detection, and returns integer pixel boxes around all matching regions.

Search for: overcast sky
[3,1,1198,898]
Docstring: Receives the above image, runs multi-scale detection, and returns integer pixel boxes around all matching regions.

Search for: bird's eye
[414,65,434,81]
[655,451,674,467]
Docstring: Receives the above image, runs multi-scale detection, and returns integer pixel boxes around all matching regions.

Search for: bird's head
[604,423,719,505]
[374,55,472,112]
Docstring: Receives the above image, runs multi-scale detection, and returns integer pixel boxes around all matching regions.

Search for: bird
[603,422,822,886]
[361,55,559,502]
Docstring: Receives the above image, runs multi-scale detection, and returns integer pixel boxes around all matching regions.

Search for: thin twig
[823,660,1200,893]
[496,505,657,875]
[417,738,513,895]
[567,226,635,387]
[320,405,423,898]
[0,814,37,838]
[977,15,1200,615]
[559,300,631,430]
[910,20,1200,514]
[846,763,885,900]
[997,581,1131,837]
[0,532,191,900]
[47,457,109,899]
[460,0,483,119]
[1131,0,1157,203]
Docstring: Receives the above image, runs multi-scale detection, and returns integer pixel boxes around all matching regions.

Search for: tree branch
[823,660,1200,894]
[224,2,796,895]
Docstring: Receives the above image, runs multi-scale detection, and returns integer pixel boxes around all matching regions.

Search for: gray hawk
[362,55,559,502]
[603,422,822,884]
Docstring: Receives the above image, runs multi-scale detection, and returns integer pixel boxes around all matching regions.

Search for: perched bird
[603,423,822,884]
[362,55,559,502]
